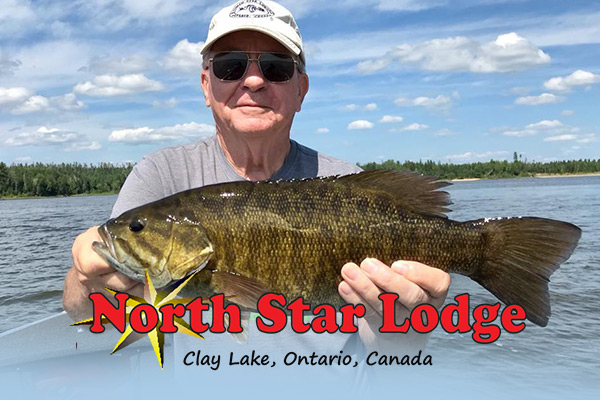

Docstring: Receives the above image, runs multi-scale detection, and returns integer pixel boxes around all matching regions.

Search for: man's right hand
[63,226,143,321]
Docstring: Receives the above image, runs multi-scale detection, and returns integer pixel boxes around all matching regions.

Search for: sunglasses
[209,52,299,83]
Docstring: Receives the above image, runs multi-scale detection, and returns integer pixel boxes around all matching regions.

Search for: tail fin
[468,217,581,326]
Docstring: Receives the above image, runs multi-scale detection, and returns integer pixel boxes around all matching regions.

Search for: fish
[93,170,582,327]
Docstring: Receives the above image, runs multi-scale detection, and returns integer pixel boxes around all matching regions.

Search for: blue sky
[0,0,599,165]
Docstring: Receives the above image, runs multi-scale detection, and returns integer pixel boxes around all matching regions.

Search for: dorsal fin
[336,170,452,218]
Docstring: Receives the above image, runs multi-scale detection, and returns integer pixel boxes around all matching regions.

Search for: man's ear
[201,69,211,108]
[296,73,309,112]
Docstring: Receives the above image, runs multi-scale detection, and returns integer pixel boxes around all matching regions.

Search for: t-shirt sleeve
[110,156,166,218]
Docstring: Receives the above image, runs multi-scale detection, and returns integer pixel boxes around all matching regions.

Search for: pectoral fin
[211,271,270,309]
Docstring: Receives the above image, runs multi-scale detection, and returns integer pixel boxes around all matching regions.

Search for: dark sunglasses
[209,52,299,83]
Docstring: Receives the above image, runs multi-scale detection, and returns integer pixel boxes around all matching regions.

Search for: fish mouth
[93,224,145,283]
[97,224,116,259]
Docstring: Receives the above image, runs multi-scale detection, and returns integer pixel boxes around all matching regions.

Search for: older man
[63,0,449,352]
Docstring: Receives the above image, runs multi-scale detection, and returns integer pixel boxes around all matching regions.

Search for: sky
[0,0,599,166]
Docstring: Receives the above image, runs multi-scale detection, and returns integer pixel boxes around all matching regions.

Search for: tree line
[0,162,133,197]
[359,153,600,180]
[1,155,599,197]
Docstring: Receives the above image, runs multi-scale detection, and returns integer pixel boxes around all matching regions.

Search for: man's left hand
[338,258,450,352]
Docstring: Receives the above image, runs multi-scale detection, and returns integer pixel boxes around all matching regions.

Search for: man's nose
[242,59,266,91]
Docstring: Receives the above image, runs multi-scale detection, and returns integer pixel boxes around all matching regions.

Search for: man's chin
[231,120,282,136]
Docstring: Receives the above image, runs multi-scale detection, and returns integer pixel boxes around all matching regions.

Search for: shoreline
[0,192,117,201]
[2,172,599,199]
[451,172,600,182]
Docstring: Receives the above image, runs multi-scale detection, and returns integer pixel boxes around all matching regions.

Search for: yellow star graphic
[72,270,204,369]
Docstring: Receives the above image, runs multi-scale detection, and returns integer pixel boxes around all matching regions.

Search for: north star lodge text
[88,292,527,343]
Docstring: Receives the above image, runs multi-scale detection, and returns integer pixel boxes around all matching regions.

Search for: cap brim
[201,26,303,63]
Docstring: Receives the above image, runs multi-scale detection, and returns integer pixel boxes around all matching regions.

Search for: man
[63,0,450,353]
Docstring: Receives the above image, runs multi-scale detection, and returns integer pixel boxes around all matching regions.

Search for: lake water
[0,176,598,394]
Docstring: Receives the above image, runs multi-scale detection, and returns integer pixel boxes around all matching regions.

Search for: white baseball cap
[201,0,305,63]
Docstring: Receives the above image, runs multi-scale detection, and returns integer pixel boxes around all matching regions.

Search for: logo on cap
[230,0,274,18]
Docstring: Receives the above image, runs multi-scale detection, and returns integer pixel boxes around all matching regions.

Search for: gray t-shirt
[110,136,370,375]
[111,136,361,218]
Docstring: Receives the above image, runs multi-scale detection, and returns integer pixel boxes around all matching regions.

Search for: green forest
[1,154,599,198]
[359,153,600,180]
[0,162,133,198]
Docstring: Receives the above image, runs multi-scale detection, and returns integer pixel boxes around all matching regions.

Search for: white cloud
[543,70,600,92]
[121,0,192,19]
[339,103,378,112]
[74,74,164,97]
[502,128,537,137]
[11,95,50,114]
[10,40,93,90]
[358,32,550,74]
[109,121,215,144]
[0,0,35,21]
[65,141,102,152]
[501,119,580,138]
[305,10,600,71]
[14,156,32,163]
[544,135,577,142]
[0,49,21,76]
[404,123,429,131]
[83,54,157,74]
[446,150,510,162]
[340,104,358,111]
[526,120,563,130]
[152,97,178,108]
[50,20,72,39]
[0,0,35,35]
[561,110,575,116]
[414,95,452,108]
[393,97,409,106]
[347,120,375,130]
[396,95,453,110]
[164,39,204,74]
[316,128,330,134]
[0,87,31,107]
[0,88,84,114]
[434,128,452,136]
[514,93,563,106]
[510,86,532,96]
[52,93,85,111]
[3,126,98,151]
[379,115,404,123]
[576,134,596,144]
[376,0,448,12]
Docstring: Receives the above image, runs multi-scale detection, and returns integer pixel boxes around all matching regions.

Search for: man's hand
[338,258,450,352]
[63,226,143,321]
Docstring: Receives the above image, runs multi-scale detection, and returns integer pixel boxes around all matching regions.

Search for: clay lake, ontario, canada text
[182,349,433,370]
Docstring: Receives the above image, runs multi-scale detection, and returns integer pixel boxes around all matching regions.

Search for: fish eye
[129,218,145,233]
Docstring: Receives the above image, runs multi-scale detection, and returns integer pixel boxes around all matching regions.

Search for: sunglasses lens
[212,53,248,81]
[259,53,296,82]
[211,52,297,82]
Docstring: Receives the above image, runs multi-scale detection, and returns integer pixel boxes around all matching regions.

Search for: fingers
[338,267,378,315]
[391,260,451,304]
[71,226,141,294]
[338,260,409,329]
[72,226,113,276]
[339,258,451,314]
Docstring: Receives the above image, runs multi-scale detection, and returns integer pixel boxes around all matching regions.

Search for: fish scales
[94,170,581,326]
[193,184,478,307]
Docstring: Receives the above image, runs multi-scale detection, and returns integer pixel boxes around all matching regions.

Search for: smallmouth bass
[93,170,581,326]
